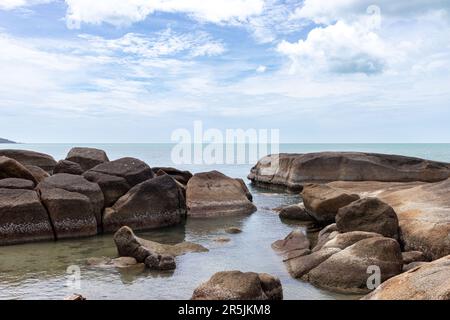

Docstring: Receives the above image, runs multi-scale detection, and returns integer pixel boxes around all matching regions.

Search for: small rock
[144,253,176,270]
[279,203,315,221]
[64,294,86,301]
[225,227,242,234]
[214,237,231,243]
[272,229,310,254]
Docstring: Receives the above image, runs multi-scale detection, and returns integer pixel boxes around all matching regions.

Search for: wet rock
[363,255,450,300]
[302,184,360,224]
[0,188,54,245]
[39,187,97,239]
[272,229,310,254]
[336,197,399,239]
[279,203,315,221]
[248,152,450,191]
[144,253,176,270]
[103,175,186,233]
[66,147,109,171]
[0,156,37,183]
[37,174,104,226]
[82,171,130,207]
[113,226,207,262]
[0,178,34,190]
[213,237,231,243]
[186,171,256,217]
[225,227,242,234]
[286,248,341,278]
[53,160,84,175]
[192,271,283,300]
[402,251,427,265]
[305,237,403,294]
[88,157,153,187]
[0,149,56,173]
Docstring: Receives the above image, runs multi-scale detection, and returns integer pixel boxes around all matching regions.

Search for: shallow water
[1,143,449,300]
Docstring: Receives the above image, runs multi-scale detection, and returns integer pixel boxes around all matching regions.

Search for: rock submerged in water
[192,271,283,300]
[0,188,54,245]
[362,255,450,300]
[103,175,186,233]
[0,149,57,173]
[186,171,256,217]
[301,184,360,224]
[336,197,399,239]
[66,147,109,172]
[248,152,450,190]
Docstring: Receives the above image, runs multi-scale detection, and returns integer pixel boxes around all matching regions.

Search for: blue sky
[0,0,449,143]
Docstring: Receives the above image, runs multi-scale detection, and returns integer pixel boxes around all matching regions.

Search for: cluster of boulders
[0,148,256,246]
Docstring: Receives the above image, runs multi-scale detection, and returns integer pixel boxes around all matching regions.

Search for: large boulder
[305,237,403,294]
[248,152,450,190]
[186,171,256,217]
[37,174,104,226]
[113,226,207,262]
[402,251,427,265]
[336,198,399,239]
[320,231,383,251]
[53,160,84,175]
[66,147,109,172]
[103,175,186,233]
[87,157,153,187]
[192,271,283,300]
[0,188,54,245]
[0,149,56,173]
[312,223,339,252]
[328,180,450,260]
[286,247,341,278]
[0,156,37,183]
[301,184,360,223]
[362,255,450,300]
[0,178,34,190]
[25,165,50,183]
[82,171,130,207]
[278,204,315,221]
[39,187,97,239]
[153,167,193,185]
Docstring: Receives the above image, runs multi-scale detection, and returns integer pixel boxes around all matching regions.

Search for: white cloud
[0,0,52,10]
[256,65,266,73]
[65,0,266,28]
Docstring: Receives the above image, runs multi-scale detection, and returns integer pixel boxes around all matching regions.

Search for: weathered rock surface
[103,175,186,233]
[278,203,315,221]
[153,167,193,185]
[312,223,339,252]
[402,251,427,265]
[336,198,399,239]
[192,271,283,300]
[82,171,130,207]
[320,231,383,251]
[114,226,207,262]
[186,171,256,217]
[66,147,109,171]
[37,174,104,226]
[88,157,153,187]
[144,253,176,270]
[272,229,310,254]
[0,188,54,245]
[403,261,428,272]
[0,149,56,173]
[0,156,37,183]
[53,160,84,175]
[25,165,49,183]
[301,184,360,223]
[39,187,97,239]
[328,180,450,260]
[248,152,450,190]
[363,255,450,300]
[0,178,34,190]
[86,256,143,269]
[305,237,403,294]
[286,248,341,278]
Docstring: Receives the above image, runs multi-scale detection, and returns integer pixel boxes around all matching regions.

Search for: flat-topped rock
[362,255,450,300]
[186,171,256,217]
[248,152,450,190]
[88,157,153,187]
[0,156,37,183]
[301,184,360,223]
[0,188,54,245]
[0,149,56,173]
[192,271,283,300]
[37,174,104,226]
[328,180,450,260]
[66,147,109,172]
[0,178,34,190]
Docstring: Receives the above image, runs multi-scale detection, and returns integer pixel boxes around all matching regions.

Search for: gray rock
[54,160,84,175]
[0,178,34,190]
[0,149,56,173]
[66,147,109,171]
[0,156,37,183]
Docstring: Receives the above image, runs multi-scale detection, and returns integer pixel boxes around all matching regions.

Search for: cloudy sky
[0,0,449,143]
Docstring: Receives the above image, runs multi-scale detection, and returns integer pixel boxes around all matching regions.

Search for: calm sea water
[0,143,449,300]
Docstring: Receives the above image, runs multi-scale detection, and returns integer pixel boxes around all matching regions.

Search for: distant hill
[0,138,16,143]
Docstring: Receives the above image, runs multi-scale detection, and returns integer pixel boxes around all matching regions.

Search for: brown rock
[286,247,341,278]
[186,171,256,217]
[0,178,34,190]
[54,160,84,175]
[192,271,283,300]
[153,167,193,185]
[66,147,109,171]
[320,231,383,250]
[403,261,428,272]
[272,229,310,254]
[0,156,37,183]
[82,171,130,207]
[402,251,427,265]
[279,203,315,221]
[0,149,56,173]
[25,165,49,183]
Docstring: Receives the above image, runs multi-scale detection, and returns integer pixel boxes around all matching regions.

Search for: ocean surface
[0,143,449,300]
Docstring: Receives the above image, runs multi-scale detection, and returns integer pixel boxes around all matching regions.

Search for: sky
[0,0,449,143]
